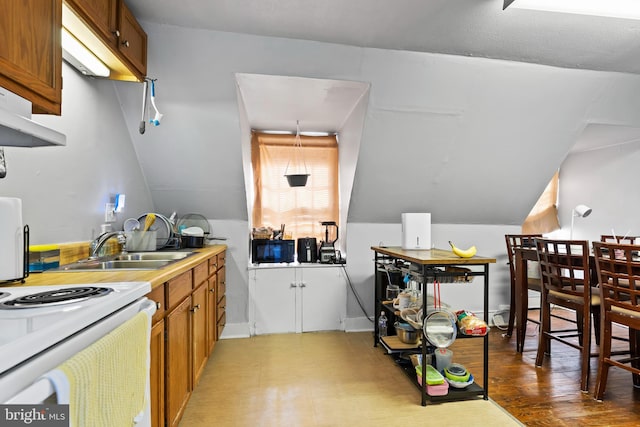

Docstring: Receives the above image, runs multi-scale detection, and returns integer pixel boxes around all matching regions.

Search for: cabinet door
[0,0,62,114]
[252,268,296,335]
[117,0,147,76]
[65,0,118,45]
[165,297,191,427]
[207,273,217,354]
[301,268,346,332]
[191,283,207,387]
[149,319,165,427]
[216,265,226,302]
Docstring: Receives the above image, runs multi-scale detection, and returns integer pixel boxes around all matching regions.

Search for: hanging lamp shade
[284,120,310,187]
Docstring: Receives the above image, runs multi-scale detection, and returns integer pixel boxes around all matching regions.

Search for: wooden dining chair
[504,234,542,341]
[592,241,640,401]
[534,238,600,392]
[600,235,640,244]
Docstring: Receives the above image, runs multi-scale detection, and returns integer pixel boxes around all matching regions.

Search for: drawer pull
[156,301,162,310]
[122,40,130,48]
[113,30,120,37]
[191,304,201,313]
[209,288,215,293]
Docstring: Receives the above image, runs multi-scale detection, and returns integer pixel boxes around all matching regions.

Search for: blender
[318,221,338,263]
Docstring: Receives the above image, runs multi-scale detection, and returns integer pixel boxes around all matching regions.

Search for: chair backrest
[592,241,640,316]
[600,235,640,244]
[505,234,542,278]
[535,238,592,300]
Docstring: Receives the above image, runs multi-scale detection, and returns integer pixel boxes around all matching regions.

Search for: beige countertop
[371,246,496,265]
[7,245,227,290]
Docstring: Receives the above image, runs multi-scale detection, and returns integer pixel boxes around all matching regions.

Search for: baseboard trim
[219,322,251,339]
[344,316,374,332]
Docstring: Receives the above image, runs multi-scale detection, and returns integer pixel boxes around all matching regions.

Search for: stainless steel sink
[54,251,195,271]
[112,251,193,261]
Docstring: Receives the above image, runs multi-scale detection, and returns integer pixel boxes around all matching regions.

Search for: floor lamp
[570,204,592,239]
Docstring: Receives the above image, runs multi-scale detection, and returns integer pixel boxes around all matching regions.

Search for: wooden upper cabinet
[0,0,62,115]
[65,0,118,46]
[64,0,147,81]
[117,1,146,77]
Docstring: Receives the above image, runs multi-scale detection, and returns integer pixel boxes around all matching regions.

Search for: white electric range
[0,282,153,405]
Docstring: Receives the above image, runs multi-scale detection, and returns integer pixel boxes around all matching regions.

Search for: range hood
[0,87,66,148]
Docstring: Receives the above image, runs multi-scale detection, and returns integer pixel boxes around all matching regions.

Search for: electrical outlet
[104,203,116,223]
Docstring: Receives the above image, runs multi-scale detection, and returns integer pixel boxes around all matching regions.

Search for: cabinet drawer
[208,256,218,273]
[217,251,226,267]
[217,295,226,321]
[167,270,193,309]
[146,284,165,324]
[193,261,208,287]
[216,266,226,302]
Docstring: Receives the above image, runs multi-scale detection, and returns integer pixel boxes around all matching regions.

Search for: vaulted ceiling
[113,0,640,225]
[129,0,640,75]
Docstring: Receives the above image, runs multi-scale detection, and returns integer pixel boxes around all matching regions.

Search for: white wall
[113,22,640,228]
[558,142,640,241]
[217,216,520,336]
[0,63,154,244]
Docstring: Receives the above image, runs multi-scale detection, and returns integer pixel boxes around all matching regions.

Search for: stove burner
[0,287,112,308]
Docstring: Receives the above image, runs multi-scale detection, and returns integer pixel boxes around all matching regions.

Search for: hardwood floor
[488,309,640,426]
[179,310,640,426]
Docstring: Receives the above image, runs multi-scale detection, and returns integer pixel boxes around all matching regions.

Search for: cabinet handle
[155,301,162,310]
[113,30,120,37]
[290,282,297,288]
[122,40,130,48]
[191,304,201,313]
[209,288,215,293]
[299,282,307,288]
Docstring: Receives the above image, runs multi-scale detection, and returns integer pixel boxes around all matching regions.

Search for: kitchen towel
[43,310,151,426]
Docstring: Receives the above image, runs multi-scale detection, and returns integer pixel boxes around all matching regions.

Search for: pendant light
[284,120,310,187]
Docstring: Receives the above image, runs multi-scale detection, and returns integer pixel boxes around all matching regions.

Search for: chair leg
[576,311,584,347]
[579,305,591,392]
[630,328,640,388]
[506,278,516,337]
[536,294,551,367]
[592,307,601,346]
[594,318,613,400]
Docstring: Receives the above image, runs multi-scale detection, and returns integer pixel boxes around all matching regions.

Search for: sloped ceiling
[129,0,640,75]
[114,0,640,225]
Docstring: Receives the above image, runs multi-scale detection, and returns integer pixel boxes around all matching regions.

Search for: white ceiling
[234,74,370,133]
[130,0,640,75]
[128,0,640,141]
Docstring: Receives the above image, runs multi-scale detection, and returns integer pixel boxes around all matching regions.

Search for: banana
[449,241,477,258]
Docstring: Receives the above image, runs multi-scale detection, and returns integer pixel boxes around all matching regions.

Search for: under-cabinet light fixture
[61,28,110,77]
[505,0,640,20]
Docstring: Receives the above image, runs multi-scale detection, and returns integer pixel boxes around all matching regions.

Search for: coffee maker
[318,221,338,263]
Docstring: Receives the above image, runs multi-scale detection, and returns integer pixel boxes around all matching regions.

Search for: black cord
[340,264,374,323]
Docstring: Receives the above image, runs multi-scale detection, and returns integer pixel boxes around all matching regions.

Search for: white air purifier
[401,213,431,250]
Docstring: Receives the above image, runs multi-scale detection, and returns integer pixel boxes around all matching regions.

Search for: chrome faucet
[89,231,127,259]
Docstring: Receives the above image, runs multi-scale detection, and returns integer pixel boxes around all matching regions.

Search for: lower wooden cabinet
[166,296,191,427]
[149,319,165,427]
[207,273,217,355]
[191,282,208,386]
[147,248,226,427]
